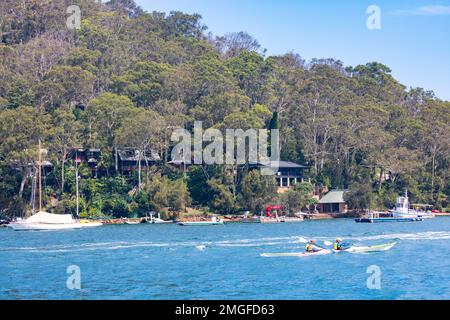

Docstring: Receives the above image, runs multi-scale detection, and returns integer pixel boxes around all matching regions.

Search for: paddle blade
[297,237,308,243]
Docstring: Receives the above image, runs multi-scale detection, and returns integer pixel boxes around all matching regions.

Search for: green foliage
[102,198,129,218]
[187,166,215,205]
[239,170,276,214]
[279,182,316,214]
[345,182,377,211]
[134,174,191,217]
[207,176,236,214]
[0,0,448,217]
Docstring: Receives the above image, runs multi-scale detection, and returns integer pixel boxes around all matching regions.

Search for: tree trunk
[431,148,436,195]
[61,149,66,193]
[138,150,142,191]
[378,167,384,191]
[18,169,27,198]
[115,147,119,172]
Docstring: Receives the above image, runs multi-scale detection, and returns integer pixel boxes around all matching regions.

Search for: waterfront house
[117,148,161,175]
[249,161,310,193]
[67,148,102,176]
[318,189,349,214]
[28,160,53,176]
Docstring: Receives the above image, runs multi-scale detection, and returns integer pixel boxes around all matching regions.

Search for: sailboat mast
[75,150,79,218]
[38,139,42,212]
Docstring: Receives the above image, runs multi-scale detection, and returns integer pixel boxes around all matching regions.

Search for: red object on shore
[266,206,284,218]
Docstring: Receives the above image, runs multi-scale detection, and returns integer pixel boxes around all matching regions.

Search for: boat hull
[356,217,424,223]
[79,222,103,228]
[178,222,224,226]
[8,222,84,231]
[345,242,397,253]
[261,242,397,257]
[261,250,333,257]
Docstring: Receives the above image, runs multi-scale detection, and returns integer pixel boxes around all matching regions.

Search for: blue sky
[135,0,450,101]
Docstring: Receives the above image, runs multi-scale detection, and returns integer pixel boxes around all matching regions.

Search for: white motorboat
[147,213,173,224]
[392,191,435,219]
[124,220,141,225]
[178,217,224,226]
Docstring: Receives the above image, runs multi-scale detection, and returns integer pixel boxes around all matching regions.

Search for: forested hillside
[0,0,449,218]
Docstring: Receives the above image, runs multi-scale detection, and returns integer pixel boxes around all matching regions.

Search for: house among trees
[318,190,349,214]
[28,160,53,175]
[67,148,102,176]
[249,161,310,193]
[117,148,161,175]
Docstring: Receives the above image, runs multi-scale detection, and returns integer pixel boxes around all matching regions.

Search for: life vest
[306,244,312,252]
[333,242,341,250]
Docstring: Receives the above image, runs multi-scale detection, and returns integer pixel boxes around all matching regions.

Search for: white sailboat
[8,141,97,231]
[8,211,84,231]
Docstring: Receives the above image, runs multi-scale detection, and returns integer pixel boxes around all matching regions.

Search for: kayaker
[305,240,323,252]
[333,238,344,251]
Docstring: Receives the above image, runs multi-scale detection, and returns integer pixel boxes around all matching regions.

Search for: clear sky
[135,0,450,101]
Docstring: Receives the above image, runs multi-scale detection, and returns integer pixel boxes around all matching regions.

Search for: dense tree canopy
[0,0,449,218]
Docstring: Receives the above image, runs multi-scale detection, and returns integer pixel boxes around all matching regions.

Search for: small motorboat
[356,217,424,223]
[123,219,141,225]
[78,220,103,228]
[178,217,224,226]
[147,213,173,224]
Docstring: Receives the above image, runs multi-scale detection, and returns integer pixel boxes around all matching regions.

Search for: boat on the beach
[178,217,224,226]
[261,242,397,257]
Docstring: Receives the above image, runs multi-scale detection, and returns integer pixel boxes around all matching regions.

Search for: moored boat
[124,219,141,225]
[7,141,100,231]
[178,217,224,226]
[8,211,84,231]
[391,191,435,219]
[356,217,424,223]
[146,213,173,224]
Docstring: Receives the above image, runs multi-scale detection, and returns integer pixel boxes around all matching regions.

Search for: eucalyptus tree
[50,108,82,194]
[115,109,166,190]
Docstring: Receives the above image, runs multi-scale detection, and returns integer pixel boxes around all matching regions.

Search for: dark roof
[117,149,161,162]
[28,160,53,167]
[253,161,309,169]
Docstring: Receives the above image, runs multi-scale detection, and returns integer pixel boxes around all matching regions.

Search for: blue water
[0,218,449,300]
